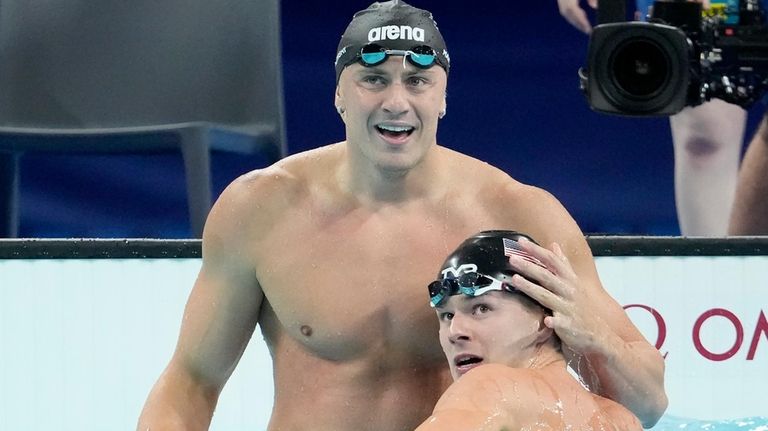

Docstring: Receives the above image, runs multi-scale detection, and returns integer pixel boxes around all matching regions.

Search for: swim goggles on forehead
[428,272,514,308]
[357,43,439,69]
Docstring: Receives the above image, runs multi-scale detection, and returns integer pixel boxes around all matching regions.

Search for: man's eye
[407,76,427,86]
[440,312,454,321]
[363,76,385,85]
[474,304,490,314]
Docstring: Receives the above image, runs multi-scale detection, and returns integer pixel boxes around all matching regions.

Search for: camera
[580,0,768,116]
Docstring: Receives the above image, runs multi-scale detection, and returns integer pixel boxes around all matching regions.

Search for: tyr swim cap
[428,230,545,308]
[334,0,450,83]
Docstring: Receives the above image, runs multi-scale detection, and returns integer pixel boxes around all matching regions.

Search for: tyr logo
[440,263,477,279]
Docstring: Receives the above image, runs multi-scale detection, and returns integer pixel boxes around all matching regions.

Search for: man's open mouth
[454,354,484,374]
[376,124,415,140]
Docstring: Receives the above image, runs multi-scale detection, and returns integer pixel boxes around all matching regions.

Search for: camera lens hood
[585,22,691,116]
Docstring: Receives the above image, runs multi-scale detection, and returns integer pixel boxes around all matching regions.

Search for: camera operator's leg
[729,115,768,235]
[670,99,746,236]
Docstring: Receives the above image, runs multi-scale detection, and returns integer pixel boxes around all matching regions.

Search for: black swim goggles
[428,272,514,308]
[357,43,440,69]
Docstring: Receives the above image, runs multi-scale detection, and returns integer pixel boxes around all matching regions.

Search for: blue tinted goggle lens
[360,51,387,65]
[428,272,500,307]
[408,47,437,66]
[359,45,437,68]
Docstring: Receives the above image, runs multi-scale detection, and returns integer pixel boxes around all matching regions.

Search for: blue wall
[16,1,766,237]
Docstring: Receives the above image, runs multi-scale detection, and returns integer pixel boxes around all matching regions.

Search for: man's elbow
[638,390,668,429]
[636,346,669,428]
[137,363,221,431]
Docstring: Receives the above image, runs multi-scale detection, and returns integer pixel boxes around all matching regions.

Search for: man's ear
[334,86,342,109]
[440,96,447,118]
[334,86,346,116]
[534,318,555,346]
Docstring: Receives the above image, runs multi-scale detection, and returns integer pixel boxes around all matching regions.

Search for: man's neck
[527,344,567,371]
[337,144,447,205]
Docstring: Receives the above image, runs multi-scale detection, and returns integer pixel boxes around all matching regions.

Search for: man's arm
[556,0,712,34]
[557,0,598,34]
[505,187,668,427]
[729,113,768,235]
[137,179,264,430]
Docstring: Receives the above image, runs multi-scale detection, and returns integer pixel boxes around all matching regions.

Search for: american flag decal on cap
[503,237,544,267]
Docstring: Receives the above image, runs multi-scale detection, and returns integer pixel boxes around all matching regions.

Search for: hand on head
[505,236,613,355]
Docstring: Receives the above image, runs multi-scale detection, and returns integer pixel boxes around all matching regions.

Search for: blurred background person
[730,112,768,234]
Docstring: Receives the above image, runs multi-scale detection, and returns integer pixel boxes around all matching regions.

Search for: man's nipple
[300,325,313,337]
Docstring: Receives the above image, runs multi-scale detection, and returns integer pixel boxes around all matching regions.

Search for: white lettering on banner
[368,25,425,43]
[624,305,768,361]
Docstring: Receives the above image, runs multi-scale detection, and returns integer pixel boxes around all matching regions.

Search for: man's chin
[369,148,417,169]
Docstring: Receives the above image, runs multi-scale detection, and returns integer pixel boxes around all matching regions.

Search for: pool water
[652,415,768,430]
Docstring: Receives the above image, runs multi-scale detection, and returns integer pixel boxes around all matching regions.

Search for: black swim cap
[432,230,545,304]
[334,0,450,83]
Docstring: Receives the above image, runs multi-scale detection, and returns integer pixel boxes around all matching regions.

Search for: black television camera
[580,0,768,116]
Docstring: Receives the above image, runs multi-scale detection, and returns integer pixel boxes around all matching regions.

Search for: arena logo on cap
[367,25,425,43]
[334,46,348,66]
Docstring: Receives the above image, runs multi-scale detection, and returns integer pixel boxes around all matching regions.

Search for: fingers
[588,0,598,8]
[558,0,593,33]
[510,273,564,311]
[544,315,555,329]
[508,238,581,308]
[544,315,571,332]
[562,7,593,34]
[515,237,573,279]
[509,253,559,291]
[552,242,568,263]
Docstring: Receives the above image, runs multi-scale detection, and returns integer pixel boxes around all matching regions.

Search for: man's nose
[448,314,472,344]
[381,81,409,116]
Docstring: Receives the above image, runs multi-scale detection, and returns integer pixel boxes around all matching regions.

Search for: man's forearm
[582,334,668,428]
[137,372,218,431]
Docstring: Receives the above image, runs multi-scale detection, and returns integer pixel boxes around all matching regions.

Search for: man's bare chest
[255,210,484,361]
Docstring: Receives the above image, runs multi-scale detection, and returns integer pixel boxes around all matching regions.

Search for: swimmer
[417,231,642,430]
[137,2,666,430]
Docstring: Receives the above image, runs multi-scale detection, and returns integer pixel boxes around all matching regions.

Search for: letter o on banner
[624,304,667,352]
[693,308,744,361]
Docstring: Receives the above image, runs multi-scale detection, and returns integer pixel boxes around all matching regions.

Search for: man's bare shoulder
[432,364,641,430]
[425,364,537,430]
[422,365,509,430]
[238,144,339,195]
[203,144,342,243]
[434,364,531,410]
[594,395,644,430]
[440,149,575,230]
[438,146,555,202]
